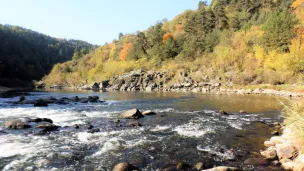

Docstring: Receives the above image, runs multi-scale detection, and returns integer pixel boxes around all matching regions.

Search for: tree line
[0,24,95,86]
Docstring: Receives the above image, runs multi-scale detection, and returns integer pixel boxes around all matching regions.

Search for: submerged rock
[19,96,26,102]
[217,110,229,115]
[127,121,142,127]
[34,101,48,107]
[87,128,100,133]
[142,110,157,116]
[120,109,144,119]
[244,158,268,165]
[113,162,138,171]
[37,123,60,132]
[4,119,31,129]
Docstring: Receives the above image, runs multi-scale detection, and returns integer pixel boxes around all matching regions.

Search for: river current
[0,90,285,171]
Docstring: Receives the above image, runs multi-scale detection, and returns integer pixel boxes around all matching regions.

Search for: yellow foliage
[254,46,266,67]
[292,0,304,8]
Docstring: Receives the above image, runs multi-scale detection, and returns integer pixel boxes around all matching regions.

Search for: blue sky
[0,0,211,45]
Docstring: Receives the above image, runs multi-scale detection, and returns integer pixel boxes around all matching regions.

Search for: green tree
[262,10,298,52]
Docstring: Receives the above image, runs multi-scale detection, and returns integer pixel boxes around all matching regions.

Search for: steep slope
[0,24,95,86]
[44,0,304,87]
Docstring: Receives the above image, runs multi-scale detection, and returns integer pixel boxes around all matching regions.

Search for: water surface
[0,90,285,170]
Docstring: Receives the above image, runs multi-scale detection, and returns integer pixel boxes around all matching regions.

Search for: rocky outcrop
[260,127,303,171]
[74,70,304,97]
[120,109,144,119]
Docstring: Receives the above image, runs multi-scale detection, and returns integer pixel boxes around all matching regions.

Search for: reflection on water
[0,90,286,170]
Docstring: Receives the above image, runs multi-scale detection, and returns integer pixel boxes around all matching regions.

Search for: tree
[262,10,298,52]
[118,33,124,39]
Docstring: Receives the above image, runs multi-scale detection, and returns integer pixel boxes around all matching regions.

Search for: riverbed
[0,90,286,170]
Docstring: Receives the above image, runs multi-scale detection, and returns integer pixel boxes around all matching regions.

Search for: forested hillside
[0,24,95,86]
[44,0,304,87]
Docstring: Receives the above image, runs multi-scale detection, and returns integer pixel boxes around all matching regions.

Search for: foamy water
[0,91,282,170]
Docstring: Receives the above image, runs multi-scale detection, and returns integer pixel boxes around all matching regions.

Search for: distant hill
[0,24,96,86]
[36,0,304,86]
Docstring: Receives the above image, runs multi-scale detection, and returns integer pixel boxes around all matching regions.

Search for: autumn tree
[119,43,132,61]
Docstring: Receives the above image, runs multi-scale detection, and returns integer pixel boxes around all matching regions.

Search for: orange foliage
[162,32,173,43]
[119,43,132,61]
[292,0,304,8]
[175,24,184,32]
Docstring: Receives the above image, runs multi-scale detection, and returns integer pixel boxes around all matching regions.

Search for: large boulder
[120,109,144,119]
[4,119,31,129]
[91,82,100,90]
[113,162,138,171]
[276,144,297,160]
[261,146,277,159]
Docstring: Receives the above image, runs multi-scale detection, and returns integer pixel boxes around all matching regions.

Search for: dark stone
[34,101,48,107]
[19,96,26,102]
[87,124,94,129]
[244,158,268,165]
[87,128,100,133]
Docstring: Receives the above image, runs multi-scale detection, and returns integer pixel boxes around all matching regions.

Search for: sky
[0,0,211,45]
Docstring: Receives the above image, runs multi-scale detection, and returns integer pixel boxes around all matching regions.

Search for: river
[0,90,286,171]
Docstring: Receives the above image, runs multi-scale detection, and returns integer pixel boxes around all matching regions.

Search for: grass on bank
[283,100,304,152]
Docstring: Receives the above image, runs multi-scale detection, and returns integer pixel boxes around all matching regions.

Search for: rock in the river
[176,162,184,169]
[27,117,53,124]
[217,110,229,115]
[37,123,59,131]
[127,122,142,127]
[195,162,205,170]
[120,109,144,119]
[19,96,26,102]
[113,162,138,171]
[239,110,246,114]
[202,166,240,171]
[244,158,268,165]
[261,146,277,159]
[87,128,100,133]
[271,130,280,135]
[4,119,31,129]
[142,110,157,116]
[34,101,48,107]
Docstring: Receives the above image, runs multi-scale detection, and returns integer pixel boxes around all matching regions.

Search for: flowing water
[0,90,286,171]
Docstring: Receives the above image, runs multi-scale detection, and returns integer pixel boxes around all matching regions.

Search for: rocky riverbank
[260,125,304,170]
[44,70,304,97]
